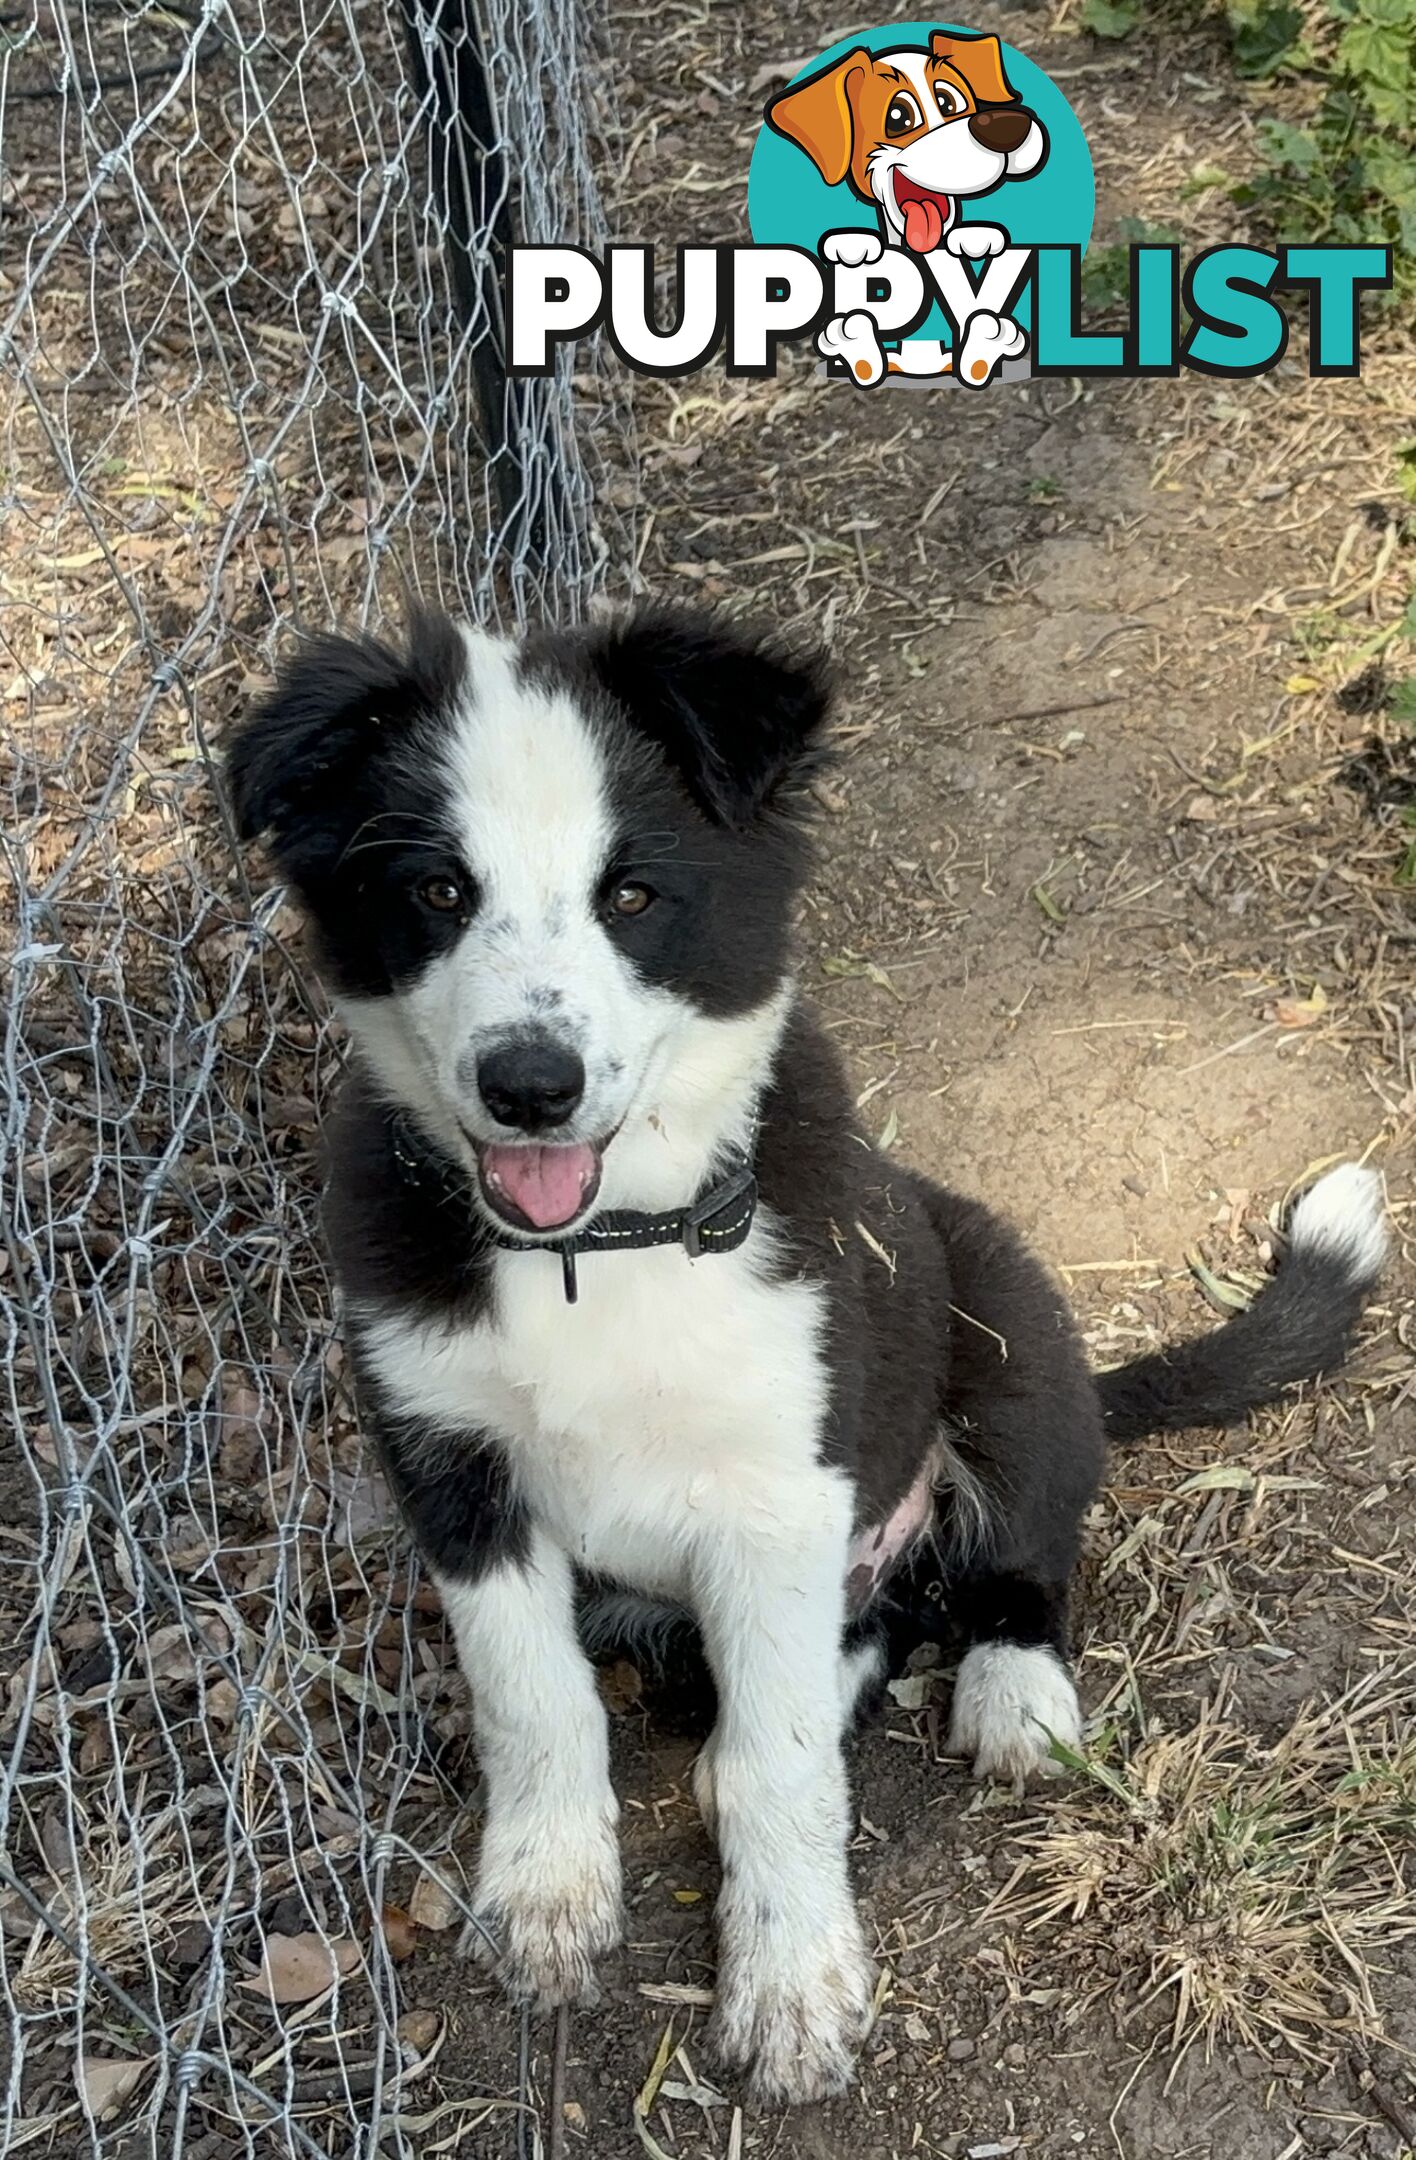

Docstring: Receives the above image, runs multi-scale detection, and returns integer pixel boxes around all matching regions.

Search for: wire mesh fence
[1,0,632,2147]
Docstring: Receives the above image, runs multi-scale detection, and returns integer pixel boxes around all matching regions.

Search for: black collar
[388,1113,760,1305]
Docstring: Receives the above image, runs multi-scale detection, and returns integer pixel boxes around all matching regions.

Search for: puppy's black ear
[584,611,830,830]
[226,607,465,875]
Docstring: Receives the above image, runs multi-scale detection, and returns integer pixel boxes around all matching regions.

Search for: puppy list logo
[508,19,1392,388]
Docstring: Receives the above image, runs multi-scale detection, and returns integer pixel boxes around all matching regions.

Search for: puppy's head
[228,607,828,1239]
[766,30,1047,253]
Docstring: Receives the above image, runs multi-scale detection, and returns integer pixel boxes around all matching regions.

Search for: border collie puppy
[229,608,1387,2104]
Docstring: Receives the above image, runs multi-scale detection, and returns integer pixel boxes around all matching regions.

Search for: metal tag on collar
[560,1244,579,1304]
[680,1161,756,1260]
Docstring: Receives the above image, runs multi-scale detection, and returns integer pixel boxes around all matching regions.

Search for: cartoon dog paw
[822,229,884,269]
[955,310,1027,387]
[817,311,885,387]
[945,223,1009,260]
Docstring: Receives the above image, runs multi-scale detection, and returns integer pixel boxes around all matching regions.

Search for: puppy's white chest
[362,1222,836,1595]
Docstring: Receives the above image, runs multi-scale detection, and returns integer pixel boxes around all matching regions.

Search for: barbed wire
[0,0,632,2149]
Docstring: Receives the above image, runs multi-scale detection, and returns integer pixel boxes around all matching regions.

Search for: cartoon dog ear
[582,611,831,832]
[764,49,871,188]
[930,29,1019,105]
[226,606,465,876]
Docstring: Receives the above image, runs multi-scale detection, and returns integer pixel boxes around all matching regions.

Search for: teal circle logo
[748,22,1094,377]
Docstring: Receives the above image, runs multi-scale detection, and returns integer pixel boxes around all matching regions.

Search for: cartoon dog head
[766,30,1047,255]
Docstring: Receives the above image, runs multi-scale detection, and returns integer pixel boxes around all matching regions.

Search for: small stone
[397,2009,440,2053]
[947,2036,976,2061]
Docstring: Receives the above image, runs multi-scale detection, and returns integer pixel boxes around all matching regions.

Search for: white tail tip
[1289,1163,1389,1285]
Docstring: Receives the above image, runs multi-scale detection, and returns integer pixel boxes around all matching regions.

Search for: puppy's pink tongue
[903,197,945,254]
[483,1143,597,1228]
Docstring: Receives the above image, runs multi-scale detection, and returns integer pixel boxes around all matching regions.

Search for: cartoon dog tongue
[902,195,946,255]
[481,1142,598,1229]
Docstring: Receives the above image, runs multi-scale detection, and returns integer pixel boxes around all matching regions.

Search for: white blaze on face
[865,47,1031,249]
[341,630,676,1153]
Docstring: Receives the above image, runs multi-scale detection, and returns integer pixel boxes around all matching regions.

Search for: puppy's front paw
[949,1642,1080,1785]
[462,1811,622,2008]
[712,1897,874,2104]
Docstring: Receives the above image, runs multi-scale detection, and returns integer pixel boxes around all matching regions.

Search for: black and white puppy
[228,608,1387,2104]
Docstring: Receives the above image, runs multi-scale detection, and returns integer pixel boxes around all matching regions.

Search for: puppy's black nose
[969,107,1032,153]
[478,1038,585,1132]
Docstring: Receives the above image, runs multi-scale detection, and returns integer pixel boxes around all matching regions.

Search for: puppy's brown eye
[934,80,968,118]
[885,92,922,136]
[420,876,463,913]
[610,882,654,918]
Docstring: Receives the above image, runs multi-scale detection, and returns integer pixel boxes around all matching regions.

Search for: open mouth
[893,171,954,255]
[475,1139,604,1234]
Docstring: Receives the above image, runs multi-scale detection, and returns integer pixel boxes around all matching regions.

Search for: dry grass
[991,1665,1416,2064]
[8,1786,188,2012]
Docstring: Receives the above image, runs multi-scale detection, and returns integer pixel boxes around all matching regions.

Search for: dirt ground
[3,2,1414,2156]
[406,6,1416,2155]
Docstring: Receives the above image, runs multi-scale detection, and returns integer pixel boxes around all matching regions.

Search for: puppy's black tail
[1098,1164,1388,1442]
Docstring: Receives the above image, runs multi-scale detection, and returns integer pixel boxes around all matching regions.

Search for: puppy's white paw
[955,309,1028,387]
[462,1809,622,2008]
[949,1642,1080,1785]
[712,1894,874,2104]
[946,223,1008,260]
[816,310,886,386]
[822,228,884,269]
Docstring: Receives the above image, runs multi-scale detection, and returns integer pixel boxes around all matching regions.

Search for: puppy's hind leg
[918,1186,1105,1784]
[947,1571,1082,1783]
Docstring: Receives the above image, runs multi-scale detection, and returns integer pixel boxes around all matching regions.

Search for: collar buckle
[681,1161,757,1260]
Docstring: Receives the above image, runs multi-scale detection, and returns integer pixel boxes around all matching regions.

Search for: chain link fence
[0,0,632,2146]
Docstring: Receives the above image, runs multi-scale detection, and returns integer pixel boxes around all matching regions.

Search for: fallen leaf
[1284,674,1322,695]
[143,1616,232,1687]
[244,1930,361,2003]
[1222,1187,1250,1241]
[1273,985,1328,1029]
[381,1905,417,1962]
[822,954,906,1000]
[1186,1248,1254,1313]
[1176,1464,1255,1495]
[887,1673,935,1711]
[408,1871,460,1932]
[671,1887,703,1905]
[79,2057,150,2117]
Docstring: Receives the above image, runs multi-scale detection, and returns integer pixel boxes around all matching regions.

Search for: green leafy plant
[1081,218,1183,313]
[1397,804,1416,885]
[1220,0,1416,300]
[1396,439,1416,503]
[1080,0,1144,36]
